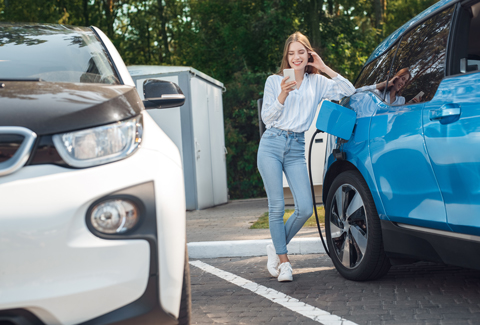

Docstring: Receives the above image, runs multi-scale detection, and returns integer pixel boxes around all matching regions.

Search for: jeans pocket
[262,130,278,139]
[296,136,305,145]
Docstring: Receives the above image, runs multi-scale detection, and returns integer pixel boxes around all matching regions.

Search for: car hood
[0,81,143,136]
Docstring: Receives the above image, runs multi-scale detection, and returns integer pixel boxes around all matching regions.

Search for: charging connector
[333,149,346,160]
[308,129,330,257]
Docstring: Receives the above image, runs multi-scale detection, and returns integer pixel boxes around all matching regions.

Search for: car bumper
[0,114,186,324]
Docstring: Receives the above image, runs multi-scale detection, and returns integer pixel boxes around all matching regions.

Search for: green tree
[0,0,442,199]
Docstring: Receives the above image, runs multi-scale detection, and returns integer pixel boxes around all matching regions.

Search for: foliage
[249,206,325,229]
[0,0,441,199]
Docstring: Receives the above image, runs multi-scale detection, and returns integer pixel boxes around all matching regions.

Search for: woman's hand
[307,51,338,78]
[307,51,327,72]
[412,93,423,103]
[377,76,398,90]
[278,76,296,104]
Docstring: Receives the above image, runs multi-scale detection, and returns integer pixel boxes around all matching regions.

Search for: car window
[0,24,120,85]
[467,2,480,72]
[354,43,398,101]
[389,6,455,105]
[448,2,480,75]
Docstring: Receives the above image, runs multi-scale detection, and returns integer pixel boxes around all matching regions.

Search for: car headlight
[52,115,143,168]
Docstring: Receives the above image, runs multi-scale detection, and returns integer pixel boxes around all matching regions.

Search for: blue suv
[322,0,480,281]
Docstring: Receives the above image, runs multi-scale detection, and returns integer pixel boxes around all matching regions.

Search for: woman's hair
[378,67,411,93]
[278,32,319,75]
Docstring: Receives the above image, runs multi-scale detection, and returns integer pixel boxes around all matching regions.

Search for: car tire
[325,170,390,281]
[178,245,192,325]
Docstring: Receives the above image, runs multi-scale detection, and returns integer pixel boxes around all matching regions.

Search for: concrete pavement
[186,198,326,258]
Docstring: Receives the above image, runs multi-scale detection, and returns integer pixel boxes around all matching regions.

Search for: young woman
[357,68,413,105]
[257,32,355,282]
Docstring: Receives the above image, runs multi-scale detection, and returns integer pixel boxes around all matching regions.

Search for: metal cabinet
[128,66,228,210]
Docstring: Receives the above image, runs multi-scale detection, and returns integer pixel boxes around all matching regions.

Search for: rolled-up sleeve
[320,74,356,101]
[355,84,378,93]
[261,76,284,126]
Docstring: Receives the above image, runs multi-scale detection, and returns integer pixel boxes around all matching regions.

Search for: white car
[0,24,191,324]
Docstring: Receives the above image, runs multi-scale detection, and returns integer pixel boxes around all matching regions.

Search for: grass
[249,206,325,229]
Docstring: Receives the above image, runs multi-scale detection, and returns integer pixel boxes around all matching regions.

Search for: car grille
[0,134,24,163]
[0,127,37,177]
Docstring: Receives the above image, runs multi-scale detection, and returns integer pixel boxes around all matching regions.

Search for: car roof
[365,0,458,65]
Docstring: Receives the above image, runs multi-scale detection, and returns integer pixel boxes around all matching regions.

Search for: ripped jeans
[257,127,313,255]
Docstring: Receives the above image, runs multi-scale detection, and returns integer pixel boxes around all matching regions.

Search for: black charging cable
[308,129,330,257]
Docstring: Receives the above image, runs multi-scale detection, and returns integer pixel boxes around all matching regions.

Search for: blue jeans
[257,127,313,255]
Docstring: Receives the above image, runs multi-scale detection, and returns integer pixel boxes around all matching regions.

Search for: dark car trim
[396,223,480,242]
[81,276,177,325]
[81,181,178,325]
[27,135,68,167]
[0,82,143,136]
[0,308,45,325]
[382,220,480,270]
[90,26,124,85]
[85,182,159,275]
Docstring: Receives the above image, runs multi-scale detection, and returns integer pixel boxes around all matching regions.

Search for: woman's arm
[356,84,378,93]
[321,74,356,101]
[307,51,355,100]
[261,76,285,125]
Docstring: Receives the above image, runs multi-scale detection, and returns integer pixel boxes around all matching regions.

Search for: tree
[0,0,442,198]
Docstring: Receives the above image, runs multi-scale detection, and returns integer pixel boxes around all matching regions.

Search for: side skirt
[381,220,480,270]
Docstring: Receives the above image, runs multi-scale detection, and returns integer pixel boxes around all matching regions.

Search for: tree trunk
[157,0,169,63]
[326,0,333,15]
[309,0,321,48]
[104,0,114,38]
[374,0,383,30]
[83,0,89,26]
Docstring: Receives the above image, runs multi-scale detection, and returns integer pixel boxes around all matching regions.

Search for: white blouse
[356,84,405,105]
[261,73,355,133]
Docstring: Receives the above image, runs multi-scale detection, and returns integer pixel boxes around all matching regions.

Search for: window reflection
[355,43,398,101]
[0,24,120,85]
[390,6,454,105]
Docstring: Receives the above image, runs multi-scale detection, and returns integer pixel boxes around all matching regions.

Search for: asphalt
[186,198,326,258]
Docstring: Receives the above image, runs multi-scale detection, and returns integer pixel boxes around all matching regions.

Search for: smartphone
[413,91,424,102]
[308,54,313,63]
[283,69,296,89]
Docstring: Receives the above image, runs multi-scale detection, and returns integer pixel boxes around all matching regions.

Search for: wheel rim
[330,184,368,269]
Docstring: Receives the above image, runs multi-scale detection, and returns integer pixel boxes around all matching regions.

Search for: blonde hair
[379,67,411,94]
[278,32,319,75]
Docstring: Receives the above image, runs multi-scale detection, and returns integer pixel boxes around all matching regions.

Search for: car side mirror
[143,79,186,109]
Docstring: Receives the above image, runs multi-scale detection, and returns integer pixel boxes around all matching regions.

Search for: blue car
[322,0,480,281]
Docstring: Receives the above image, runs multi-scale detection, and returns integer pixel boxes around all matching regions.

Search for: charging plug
[333,149,346,160]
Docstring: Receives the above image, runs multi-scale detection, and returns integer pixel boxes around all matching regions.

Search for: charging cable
[308,129,330,257]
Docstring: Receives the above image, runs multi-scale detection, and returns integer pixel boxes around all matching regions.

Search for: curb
[187,238,326,259]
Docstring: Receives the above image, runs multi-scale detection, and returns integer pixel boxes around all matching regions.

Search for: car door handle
[429,104,461,121]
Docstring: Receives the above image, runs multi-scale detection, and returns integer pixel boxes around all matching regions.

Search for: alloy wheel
[330,184,368,269]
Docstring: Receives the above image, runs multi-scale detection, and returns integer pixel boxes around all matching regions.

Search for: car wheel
[325,170,390,281]
[178,245,192,325]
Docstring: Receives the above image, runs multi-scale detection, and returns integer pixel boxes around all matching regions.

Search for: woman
[357,68,413,105]
[258,32,355,282]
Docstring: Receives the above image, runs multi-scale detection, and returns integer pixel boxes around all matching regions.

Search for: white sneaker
[278,262,293,282]
[266,244,280,277]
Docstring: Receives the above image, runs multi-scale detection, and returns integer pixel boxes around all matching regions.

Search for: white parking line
[190,260,358,325]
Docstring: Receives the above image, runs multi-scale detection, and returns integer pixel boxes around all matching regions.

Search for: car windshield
[0,24,120,84]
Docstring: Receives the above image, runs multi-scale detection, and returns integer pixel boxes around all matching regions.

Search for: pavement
[190,255,480,325]
[186,198,480,324]
[186,198,325,258]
